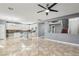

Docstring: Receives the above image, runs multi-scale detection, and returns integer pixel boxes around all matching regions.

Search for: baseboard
[41,37,79,47]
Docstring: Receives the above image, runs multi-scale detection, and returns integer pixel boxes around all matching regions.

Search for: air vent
[8,7,14,11]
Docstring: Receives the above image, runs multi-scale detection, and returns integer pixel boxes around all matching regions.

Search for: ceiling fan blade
[37,10,45,13]
[50,9,58,12]
[48,3,57,9]
[38,4,46,9]
[46,12,48,15]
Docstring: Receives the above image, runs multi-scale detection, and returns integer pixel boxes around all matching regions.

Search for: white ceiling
[0,3,79,24]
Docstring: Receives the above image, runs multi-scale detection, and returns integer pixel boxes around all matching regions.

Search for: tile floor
[0,37,79,56]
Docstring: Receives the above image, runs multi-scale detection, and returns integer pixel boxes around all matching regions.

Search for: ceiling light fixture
[45,10,49,12]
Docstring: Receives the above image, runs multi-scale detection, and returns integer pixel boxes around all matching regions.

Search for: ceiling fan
[37,3,58,16]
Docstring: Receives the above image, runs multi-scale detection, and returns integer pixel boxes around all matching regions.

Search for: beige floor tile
[0,37,79,56]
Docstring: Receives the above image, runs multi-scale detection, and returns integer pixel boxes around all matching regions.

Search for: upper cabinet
[6,23,29,30]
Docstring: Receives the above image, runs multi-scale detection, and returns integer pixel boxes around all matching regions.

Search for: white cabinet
[0,23,6,40]
[6,23,29,30]
[6,23,16,30]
